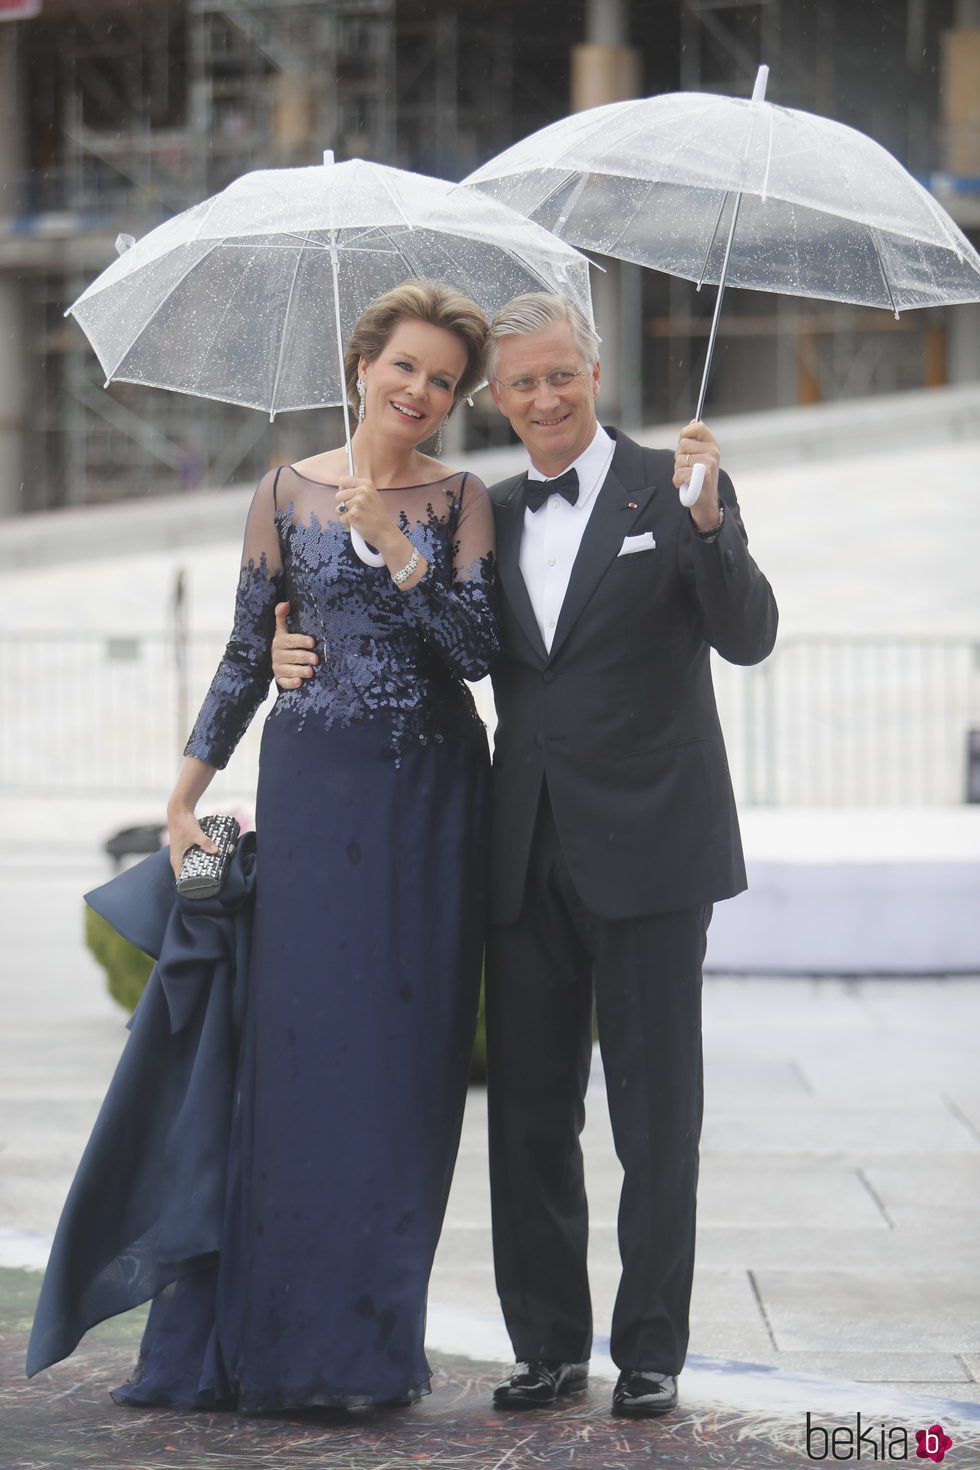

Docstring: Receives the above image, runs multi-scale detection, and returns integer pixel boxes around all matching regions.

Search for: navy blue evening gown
[111,464,496,1410]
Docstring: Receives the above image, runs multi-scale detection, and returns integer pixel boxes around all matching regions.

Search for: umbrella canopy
[462,87,980,313]
[68,153,594,419]
[465,71,980,509]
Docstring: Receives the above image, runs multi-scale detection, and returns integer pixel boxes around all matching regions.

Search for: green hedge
[470,977,487,1084]
[83,907,154,1014]
[84,905,490,1083]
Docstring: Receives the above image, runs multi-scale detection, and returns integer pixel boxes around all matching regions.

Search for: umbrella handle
[350,526,386,568]
[679,461,705,508]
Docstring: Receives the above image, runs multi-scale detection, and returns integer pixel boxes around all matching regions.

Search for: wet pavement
[1,828,979,1468]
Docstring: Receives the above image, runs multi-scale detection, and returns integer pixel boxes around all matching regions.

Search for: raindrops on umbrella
[464,66,980,504]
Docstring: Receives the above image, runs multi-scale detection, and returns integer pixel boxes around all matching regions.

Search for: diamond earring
[434,418,444,456]
[356,377,366,422]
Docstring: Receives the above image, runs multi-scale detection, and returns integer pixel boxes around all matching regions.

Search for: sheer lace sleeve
[184,470,284,769]
[398,473,498,681]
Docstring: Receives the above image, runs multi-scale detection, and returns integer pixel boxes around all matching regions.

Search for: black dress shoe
[493,1360,589,1409]
[611,1369,678,1417]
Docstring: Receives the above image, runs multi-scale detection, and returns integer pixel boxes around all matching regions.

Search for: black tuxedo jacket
[488,426,778,924]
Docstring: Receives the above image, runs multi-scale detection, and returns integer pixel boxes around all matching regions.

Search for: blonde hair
[344,281,488,408]
[486,293,600,379]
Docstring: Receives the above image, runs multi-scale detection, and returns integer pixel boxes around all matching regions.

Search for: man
[271,293,777,1418]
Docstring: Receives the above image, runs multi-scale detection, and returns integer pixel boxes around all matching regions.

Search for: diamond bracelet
[392,547,420,585]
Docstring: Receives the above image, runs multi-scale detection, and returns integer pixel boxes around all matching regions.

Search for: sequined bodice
[185,464,498,768]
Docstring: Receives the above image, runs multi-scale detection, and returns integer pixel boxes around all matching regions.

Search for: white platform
[708,807,980,974]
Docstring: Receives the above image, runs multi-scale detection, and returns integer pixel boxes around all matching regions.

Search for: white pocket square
[617,531,656,557]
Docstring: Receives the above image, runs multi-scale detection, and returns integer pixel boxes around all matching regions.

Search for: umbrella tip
[323,149,335,167]
[115,233,135,255]
[752,65,769,102]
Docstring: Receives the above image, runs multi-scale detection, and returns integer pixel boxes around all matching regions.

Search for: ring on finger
[338,502,348,514]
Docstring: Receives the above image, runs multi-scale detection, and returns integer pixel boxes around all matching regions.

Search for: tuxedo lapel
[493,474,549,664]
[548,436,663,660]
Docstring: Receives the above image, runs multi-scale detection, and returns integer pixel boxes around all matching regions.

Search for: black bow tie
[523,468,579,513]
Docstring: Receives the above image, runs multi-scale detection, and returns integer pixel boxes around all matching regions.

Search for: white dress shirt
[519,423,616,653]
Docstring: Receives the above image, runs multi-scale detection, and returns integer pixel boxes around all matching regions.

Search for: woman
[33,281,497,1413]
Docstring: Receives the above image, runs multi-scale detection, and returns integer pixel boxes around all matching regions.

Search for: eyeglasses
[494,367,588,397]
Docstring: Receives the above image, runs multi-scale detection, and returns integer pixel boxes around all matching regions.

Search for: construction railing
[2,632,978,807]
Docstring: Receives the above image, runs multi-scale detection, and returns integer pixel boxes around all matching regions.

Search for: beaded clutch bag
[176,814,241,899]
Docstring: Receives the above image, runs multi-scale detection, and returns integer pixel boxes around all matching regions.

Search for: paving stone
[879,1381,980,1405]
[430,1231,493,1275]
[0,1145,91,1181]
[1,1100,106,1149]
[0,1078,117,1102]
[772,1351,970,1382]
[0,1175,77,1239]
[703,1051,815,1106]
[753,1270,980,1352]
[797,1048,980,1100]
[695,1221,980,1272]
[697,1159,887,1229]
[704,978,878,1038]
[426,1263,499,1319]
[701,1104,977,1155]
[944,1090,980,1142]
[688,1267,779,1361]
[857,979,980,1034]
[862,1156,980,1227]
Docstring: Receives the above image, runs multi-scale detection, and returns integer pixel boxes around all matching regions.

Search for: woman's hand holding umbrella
[335,476,427,589]
[334,474,392,542]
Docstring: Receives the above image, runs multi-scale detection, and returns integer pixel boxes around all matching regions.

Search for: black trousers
[485,788,709,1373]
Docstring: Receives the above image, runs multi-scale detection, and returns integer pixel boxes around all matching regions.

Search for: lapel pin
[627,501,638,510]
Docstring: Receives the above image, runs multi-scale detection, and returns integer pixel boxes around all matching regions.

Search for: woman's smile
[390,399,425,422]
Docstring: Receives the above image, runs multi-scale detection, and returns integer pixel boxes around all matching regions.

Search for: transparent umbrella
[68,151,594,562]
[463,67,980,503]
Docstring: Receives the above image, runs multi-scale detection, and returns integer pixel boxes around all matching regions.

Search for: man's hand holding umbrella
[674,420,723,534]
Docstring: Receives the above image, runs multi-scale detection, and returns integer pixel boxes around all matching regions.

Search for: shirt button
[551,498,560,509]
[547,618,556,628]
[547,557,556,567]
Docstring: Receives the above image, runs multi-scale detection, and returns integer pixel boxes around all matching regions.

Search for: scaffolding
[10,0,564,508]
[8,1,973,509]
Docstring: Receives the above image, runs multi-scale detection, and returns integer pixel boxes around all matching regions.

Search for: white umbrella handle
[679,461,706,508]
[350,526,385,567]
